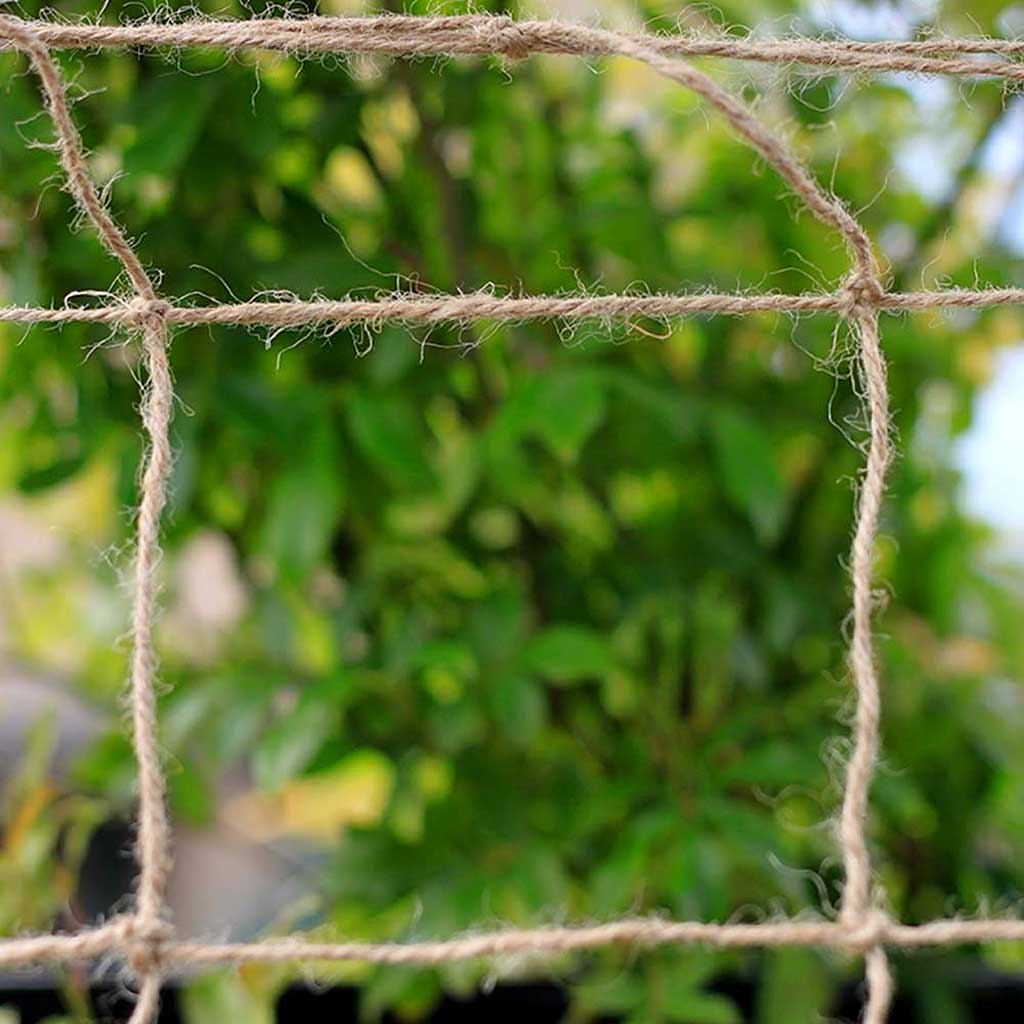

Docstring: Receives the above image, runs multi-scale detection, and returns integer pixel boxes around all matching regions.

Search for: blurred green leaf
[258,403,343,579]
[523,625,615,683]
[346,392,435,491]
[533,370,606,461]
[17,454,86,493]
[123,76,220,179]
[665,990,742,1024]
[251,698,336,790]
[709,405,787,543]
[489,673,547,745]
[757,949,831,1024]
[181,969,278,1024]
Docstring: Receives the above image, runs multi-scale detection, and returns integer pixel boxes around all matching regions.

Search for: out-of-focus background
[1,0,1023,1021]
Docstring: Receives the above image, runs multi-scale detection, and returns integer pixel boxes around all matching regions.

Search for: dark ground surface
[3,972,1024,1022]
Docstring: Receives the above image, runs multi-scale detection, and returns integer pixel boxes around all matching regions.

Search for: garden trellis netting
[2,11,1024,1024]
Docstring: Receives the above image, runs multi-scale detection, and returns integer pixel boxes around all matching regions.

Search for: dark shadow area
[3,971,1024,1022]
[75,818,138,923]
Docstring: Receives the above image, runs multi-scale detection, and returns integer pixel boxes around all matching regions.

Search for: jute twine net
[1,13,1023,1024]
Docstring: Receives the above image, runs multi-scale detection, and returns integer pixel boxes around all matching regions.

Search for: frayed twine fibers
[2,12,1023,1024]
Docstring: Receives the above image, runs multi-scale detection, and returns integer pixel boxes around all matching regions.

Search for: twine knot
[842,909,891,952]
[485,16,533,60]
[842,271,885,312]
[126,296,172,328]
[116,916,174,978]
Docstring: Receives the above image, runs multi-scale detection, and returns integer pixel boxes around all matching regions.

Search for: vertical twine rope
[605,30,894,1017]
[1,13,896,1020]
[0,16,175,1023]
[842,296,893,1023]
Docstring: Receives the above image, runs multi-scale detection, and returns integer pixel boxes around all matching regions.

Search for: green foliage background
[2,0,1024,1021]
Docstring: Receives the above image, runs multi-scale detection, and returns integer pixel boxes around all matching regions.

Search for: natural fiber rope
[1,14,1024,80]
[1,12,1021,1024]
[0,15,175,1024]
[3,287,1024,328]
[4,915,1024,970]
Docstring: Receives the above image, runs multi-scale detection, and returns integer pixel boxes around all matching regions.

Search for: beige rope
[1,12,1020,1024]
[0,15,175,1024]
[4,916,1024,969]
[1,14,1023,80]
[2,287,1024,327]
[842,284,893,1021]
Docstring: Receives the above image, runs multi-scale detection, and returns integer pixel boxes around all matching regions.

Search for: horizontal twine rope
[3,916,1024,970]
[2,287,1024,329]
[1,12,1022,1024]
[1,14,1024,80]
